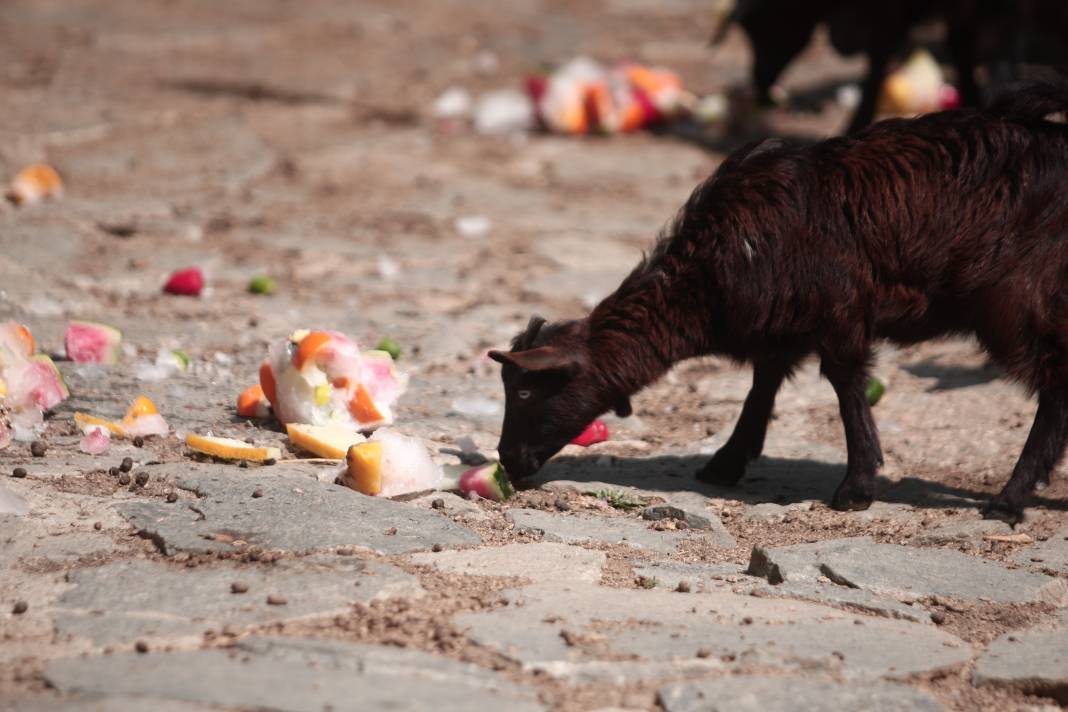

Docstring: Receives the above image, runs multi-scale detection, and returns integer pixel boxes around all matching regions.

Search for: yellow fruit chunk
[314,383,331,406]
[286,423,365,460]
[0,377,6,398]
[74,412,126,437]
[186,434,281,462]
[344,441,384,495]
[125,395,158,419]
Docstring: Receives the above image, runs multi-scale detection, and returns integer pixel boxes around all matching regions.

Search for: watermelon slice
[65,321,123,364]
[79,426,111,455]
[22,355,69,410]
[459,461,514,502]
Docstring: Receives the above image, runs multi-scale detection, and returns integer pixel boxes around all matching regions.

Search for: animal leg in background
[697,357,796,486]
[984,389,1068,523]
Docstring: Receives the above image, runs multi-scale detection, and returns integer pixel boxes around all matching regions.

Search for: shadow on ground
[902,358,1003,391]
[527,453,1068,514]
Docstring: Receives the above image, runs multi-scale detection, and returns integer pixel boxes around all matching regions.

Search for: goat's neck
[586,273,702,398]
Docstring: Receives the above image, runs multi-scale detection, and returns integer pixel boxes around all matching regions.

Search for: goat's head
[489,316,632,479]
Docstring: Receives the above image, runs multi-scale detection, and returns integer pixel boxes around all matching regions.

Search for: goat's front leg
[984,389,1068,524]
[822,359,883,511]
[697,359,791,486]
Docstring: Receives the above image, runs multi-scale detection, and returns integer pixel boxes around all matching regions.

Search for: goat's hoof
[695,449,748,487]
[830,484,873,512]
[982,499,1024,525]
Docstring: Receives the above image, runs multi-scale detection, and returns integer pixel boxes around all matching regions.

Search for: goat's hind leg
[822,358,884,511]
[984,389,1068,524]
[697,359,792,486]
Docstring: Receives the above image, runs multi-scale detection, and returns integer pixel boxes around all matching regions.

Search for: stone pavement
[2,1,1068,711]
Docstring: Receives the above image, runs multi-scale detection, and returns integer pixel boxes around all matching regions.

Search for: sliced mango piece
[344,441,384,495]
[286,423,365,459]
[9,163,63,205]
[186,433,280,462]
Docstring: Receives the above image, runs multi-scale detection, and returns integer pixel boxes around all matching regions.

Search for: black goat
[492,82,1068,524]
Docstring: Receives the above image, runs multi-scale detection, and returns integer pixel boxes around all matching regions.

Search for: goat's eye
[517,389,532,400]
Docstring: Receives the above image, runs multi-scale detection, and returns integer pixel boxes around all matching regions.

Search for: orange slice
[186,434,280,461]
[237,384,267,417]
[293,331,333,370]
[348,383,385,424]
[74,412,126,437]
[259,361,277,406]
[344,441,384,495]
[286,423,365,459]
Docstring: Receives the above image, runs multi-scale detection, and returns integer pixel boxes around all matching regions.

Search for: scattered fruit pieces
[340,428,442,497]
[375,337,402,360]
[286,422,365,459]
[260,330,407,431]
[865,377,886,407]
[571,419,609,447]
[1,322,69,446]
[74,395,168,440]
[78,426,111,455]
[163,267,204,296]
[237,384,271,418]
[458,461,514,502]
[879,49,959,117]
[64,321,123,364]
[8,163,63,205]
[248,275,276,295]
[186,433,280,462]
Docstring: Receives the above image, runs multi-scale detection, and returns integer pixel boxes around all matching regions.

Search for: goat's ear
[487,346,579,374]
[613,396,633,418]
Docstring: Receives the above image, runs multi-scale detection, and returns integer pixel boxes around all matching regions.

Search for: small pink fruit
[163,267,204,296]
[571,419,609,447]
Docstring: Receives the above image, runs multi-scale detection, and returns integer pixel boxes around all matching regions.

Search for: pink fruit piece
[9,355,69,411]
[79,426,111,455]
[65,321,123,364]
[163,267,204,296]
[459,461,514,502]
[571,419,609,447]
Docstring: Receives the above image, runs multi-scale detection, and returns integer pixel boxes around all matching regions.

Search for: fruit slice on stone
[237,384,270,418]
[286,423,365,459]
[459,461,514,501]
[75,395,167,439]
[186,434,280,461]
[64,321,123,364]
[74,412,125,437]
[9,163,63,205]
[344,441,384,495]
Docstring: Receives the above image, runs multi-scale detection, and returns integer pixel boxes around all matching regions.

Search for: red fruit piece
[163,267,204,296]
[571,419,609,447]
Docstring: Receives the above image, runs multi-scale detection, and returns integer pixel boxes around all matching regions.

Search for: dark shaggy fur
[491,82,1068,524]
